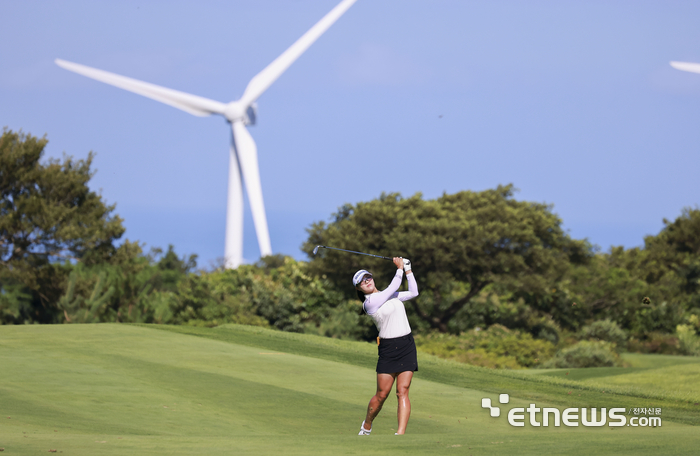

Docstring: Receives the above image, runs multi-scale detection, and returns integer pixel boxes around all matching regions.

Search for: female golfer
[354,257,419,436]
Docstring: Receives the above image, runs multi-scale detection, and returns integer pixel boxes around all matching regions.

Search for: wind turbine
[670,61,700,74]
[56,0,356,268]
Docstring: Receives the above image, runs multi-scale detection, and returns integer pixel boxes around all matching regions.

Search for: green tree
[59,270,116,323]
[556,209,700,336]
[303,185,591,333]
[54,242,199,324]
[562,247,683,334]
[644,208,700,298]
[0,129,124,323]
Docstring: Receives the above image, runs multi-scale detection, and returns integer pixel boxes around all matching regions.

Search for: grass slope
[0,324,697,455]
[154,324,700,424]
[533,353,700,402]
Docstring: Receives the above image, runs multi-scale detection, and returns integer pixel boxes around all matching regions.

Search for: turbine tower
[56,0,356,268]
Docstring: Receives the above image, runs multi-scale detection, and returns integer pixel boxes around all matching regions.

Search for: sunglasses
[359,275,373,284]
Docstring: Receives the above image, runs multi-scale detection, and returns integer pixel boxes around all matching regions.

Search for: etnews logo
[482,394,662,428]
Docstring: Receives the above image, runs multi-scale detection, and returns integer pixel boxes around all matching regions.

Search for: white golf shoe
[358,420,371,435]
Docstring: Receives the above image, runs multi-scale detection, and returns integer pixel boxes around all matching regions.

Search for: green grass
[154,324,700,423]
[533,352,700,403]
[0,324,699,455]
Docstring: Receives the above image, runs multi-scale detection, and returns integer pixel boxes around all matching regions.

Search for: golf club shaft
[313,245,393,260]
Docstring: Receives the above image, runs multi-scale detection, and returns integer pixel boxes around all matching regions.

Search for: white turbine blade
[670,61,700,75]
[224,145,245,269]
[239,0,356,106]
[230,121,272,258]
[55,59,226,117]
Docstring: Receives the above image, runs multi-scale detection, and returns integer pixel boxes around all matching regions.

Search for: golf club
[312,245,393,260]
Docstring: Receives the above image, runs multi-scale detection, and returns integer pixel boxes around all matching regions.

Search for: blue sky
[2,0,700,268]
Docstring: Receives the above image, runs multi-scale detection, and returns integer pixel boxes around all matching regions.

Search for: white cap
[353,269,372,286]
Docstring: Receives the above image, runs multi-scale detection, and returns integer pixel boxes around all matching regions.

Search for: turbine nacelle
[223,101,256,125]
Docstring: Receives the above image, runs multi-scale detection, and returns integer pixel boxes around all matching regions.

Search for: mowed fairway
[1,324,698,455]
[534,353,700,403]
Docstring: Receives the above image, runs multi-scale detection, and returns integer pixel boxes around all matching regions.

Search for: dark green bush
[578,319,627,350]
[541,341,623,368]
[414,324,557,369]
[626,332,680,355]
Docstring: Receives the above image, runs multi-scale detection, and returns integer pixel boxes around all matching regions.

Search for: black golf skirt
[376,333,418,374]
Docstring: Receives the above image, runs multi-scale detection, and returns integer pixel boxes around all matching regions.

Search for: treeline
[0,129,366,337]
[2,129,699,366]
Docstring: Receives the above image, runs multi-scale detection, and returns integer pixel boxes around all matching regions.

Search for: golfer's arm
[398,272,419,301]
[364,269,404,314]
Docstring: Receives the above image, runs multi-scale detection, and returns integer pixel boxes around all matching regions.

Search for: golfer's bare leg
[395,371,413,434]
[363,373,396,430]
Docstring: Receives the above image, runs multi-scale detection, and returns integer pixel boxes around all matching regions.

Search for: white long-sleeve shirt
[362,269,419,339]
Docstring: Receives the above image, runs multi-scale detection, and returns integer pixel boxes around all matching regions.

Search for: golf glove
[403,258,411,272]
